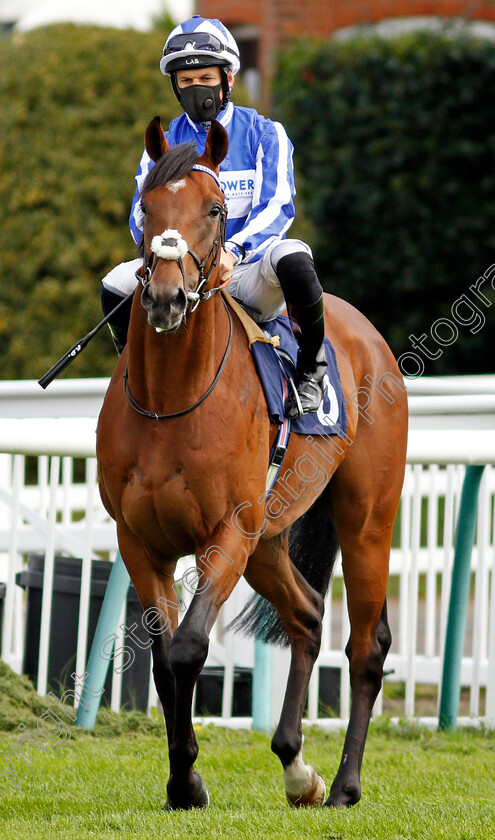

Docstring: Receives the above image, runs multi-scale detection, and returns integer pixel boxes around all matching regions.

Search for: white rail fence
[1,378,495,728]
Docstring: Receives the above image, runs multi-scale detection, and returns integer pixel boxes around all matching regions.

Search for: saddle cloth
[225,293,348,439]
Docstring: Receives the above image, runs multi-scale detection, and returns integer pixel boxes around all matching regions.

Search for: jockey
[101,15,327,418]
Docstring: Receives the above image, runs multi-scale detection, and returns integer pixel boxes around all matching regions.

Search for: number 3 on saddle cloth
[225,294,348,495]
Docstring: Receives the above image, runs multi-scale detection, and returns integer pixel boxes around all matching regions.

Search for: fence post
[252,639,273,732]
[75,552,130,730]
[438,465,485,731]
[486,538,495,727]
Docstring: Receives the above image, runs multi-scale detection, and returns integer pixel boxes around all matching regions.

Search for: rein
[123,292,233,420]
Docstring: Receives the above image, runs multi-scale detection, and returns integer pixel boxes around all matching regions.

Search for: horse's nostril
[172,287,187,312]
[141,284,186,312]
[141,284,152,309]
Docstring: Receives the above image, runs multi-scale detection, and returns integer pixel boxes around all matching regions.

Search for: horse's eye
[209,205,221,218]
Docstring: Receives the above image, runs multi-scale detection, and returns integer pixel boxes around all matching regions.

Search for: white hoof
[284,750,326,808]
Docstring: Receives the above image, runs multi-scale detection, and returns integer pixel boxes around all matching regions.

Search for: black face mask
[179,82,223,123]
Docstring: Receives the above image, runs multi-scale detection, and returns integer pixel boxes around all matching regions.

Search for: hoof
[325,780,361,808]
[163,788,209,811]
[286,767,326,808]
[164,773,210,811]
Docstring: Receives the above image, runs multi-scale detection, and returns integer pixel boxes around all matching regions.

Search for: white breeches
[100,239,312,323]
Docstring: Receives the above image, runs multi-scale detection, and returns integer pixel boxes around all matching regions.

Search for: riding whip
[38,291,134,389]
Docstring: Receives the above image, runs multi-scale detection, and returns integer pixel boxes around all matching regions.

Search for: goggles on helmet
[164,32,237,60]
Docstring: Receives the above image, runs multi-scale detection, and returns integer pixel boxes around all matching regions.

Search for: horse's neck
[127,294,227,414]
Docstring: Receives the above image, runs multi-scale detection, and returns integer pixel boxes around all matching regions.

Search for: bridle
[138,165,230,313]
[124,164,234,420]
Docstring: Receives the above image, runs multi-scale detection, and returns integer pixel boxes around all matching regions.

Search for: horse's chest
[120,452,230,547]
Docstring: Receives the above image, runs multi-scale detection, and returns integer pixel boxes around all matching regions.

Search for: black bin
[318,666,341,717]
[194,666,252,717]
[16,555,151,712]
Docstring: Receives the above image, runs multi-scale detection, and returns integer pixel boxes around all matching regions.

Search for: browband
[192,164,222,189]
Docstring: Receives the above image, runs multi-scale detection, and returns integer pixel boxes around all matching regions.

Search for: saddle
[224,293,348,492]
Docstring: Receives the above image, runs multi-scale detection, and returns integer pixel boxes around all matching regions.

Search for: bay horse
[97,117,408,810]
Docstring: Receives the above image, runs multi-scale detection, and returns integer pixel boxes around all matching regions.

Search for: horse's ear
[200,120,228,171]
[145,116,170,162]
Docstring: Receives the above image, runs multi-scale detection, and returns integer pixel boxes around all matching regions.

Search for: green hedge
[274,32,495,375]
[2,26,494,379]
[0,24,182,379]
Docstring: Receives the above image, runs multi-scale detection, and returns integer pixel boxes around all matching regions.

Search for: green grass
[1,662,494,839]
[1,719,494,839]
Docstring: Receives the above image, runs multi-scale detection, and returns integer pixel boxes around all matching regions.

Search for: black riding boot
[101,286,133,356]
[276,252,327,419]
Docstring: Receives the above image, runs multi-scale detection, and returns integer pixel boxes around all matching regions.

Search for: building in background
[5,1,495,104]
[0,0,191,33]
[197,1,495,107]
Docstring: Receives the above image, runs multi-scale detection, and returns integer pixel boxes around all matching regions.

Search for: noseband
[125,166,233,421]
[138,166,229,313]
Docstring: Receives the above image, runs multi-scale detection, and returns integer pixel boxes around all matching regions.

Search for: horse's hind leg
[244,533,326,807]
[328,591,391,807]
[325,470,398,806]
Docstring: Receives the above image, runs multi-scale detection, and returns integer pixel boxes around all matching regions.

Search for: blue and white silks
[129,102,296,264]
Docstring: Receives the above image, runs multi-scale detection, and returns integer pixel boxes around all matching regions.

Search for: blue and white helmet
[160,16,241,77]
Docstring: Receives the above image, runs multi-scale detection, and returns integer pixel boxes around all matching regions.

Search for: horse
[96,116,408,811]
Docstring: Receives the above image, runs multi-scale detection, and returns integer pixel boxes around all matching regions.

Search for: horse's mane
[141,143,199,197]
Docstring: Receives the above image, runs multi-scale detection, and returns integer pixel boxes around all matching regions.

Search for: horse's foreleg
[165,532,250,811]
[326,531,392,807]
[244,535,326,808]
[116,524,178,748]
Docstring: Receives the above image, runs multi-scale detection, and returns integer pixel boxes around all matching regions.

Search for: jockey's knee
[101,258,141,298]
[270,239,313,272]
[271,241,322,309]
[101,259,141,354]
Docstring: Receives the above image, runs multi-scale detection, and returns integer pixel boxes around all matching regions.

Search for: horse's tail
[228,494,339,647]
